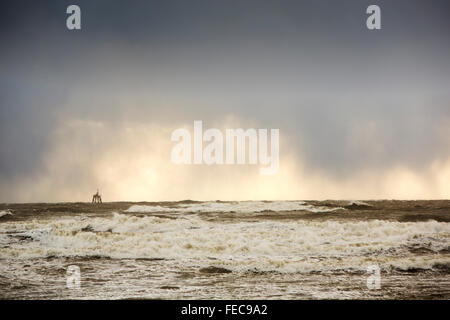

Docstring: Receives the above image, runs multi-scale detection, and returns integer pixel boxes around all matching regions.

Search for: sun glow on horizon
[1,118,448,203]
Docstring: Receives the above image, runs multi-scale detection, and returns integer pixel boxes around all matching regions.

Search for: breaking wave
[0,211,448,273]
[0,210,12,218]
[124,201,344,214]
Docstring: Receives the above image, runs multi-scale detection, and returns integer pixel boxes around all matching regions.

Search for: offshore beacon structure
[92,189,102,203]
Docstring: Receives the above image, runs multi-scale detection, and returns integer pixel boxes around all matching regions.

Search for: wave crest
[124,201,344,214]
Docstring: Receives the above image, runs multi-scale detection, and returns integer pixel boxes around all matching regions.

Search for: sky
[0,0,449,202]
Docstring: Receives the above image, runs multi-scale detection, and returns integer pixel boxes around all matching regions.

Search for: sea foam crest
[124,201,344,214]
[0,212,449,273]
[0,210,13,218]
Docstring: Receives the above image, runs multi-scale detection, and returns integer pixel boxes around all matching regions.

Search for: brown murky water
[0,200,449,299]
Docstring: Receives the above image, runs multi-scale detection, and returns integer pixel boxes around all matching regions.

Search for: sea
[0,200,449,299]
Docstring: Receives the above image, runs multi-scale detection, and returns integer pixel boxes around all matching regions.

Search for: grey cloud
[1,0,449,200]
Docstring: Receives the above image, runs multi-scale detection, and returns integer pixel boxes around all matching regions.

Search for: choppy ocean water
[0,200,449,299]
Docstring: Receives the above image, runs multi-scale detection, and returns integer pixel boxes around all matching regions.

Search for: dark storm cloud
[0,0,449,199]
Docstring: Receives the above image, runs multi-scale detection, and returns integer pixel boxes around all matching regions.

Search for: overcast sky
[1,1,449,201]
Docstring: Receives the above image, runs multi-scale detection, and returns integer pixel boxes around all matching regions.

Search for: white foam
[0,210,13,218]
[124,201,344,214]
[0,212,448,273]
[348,200,372,207]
